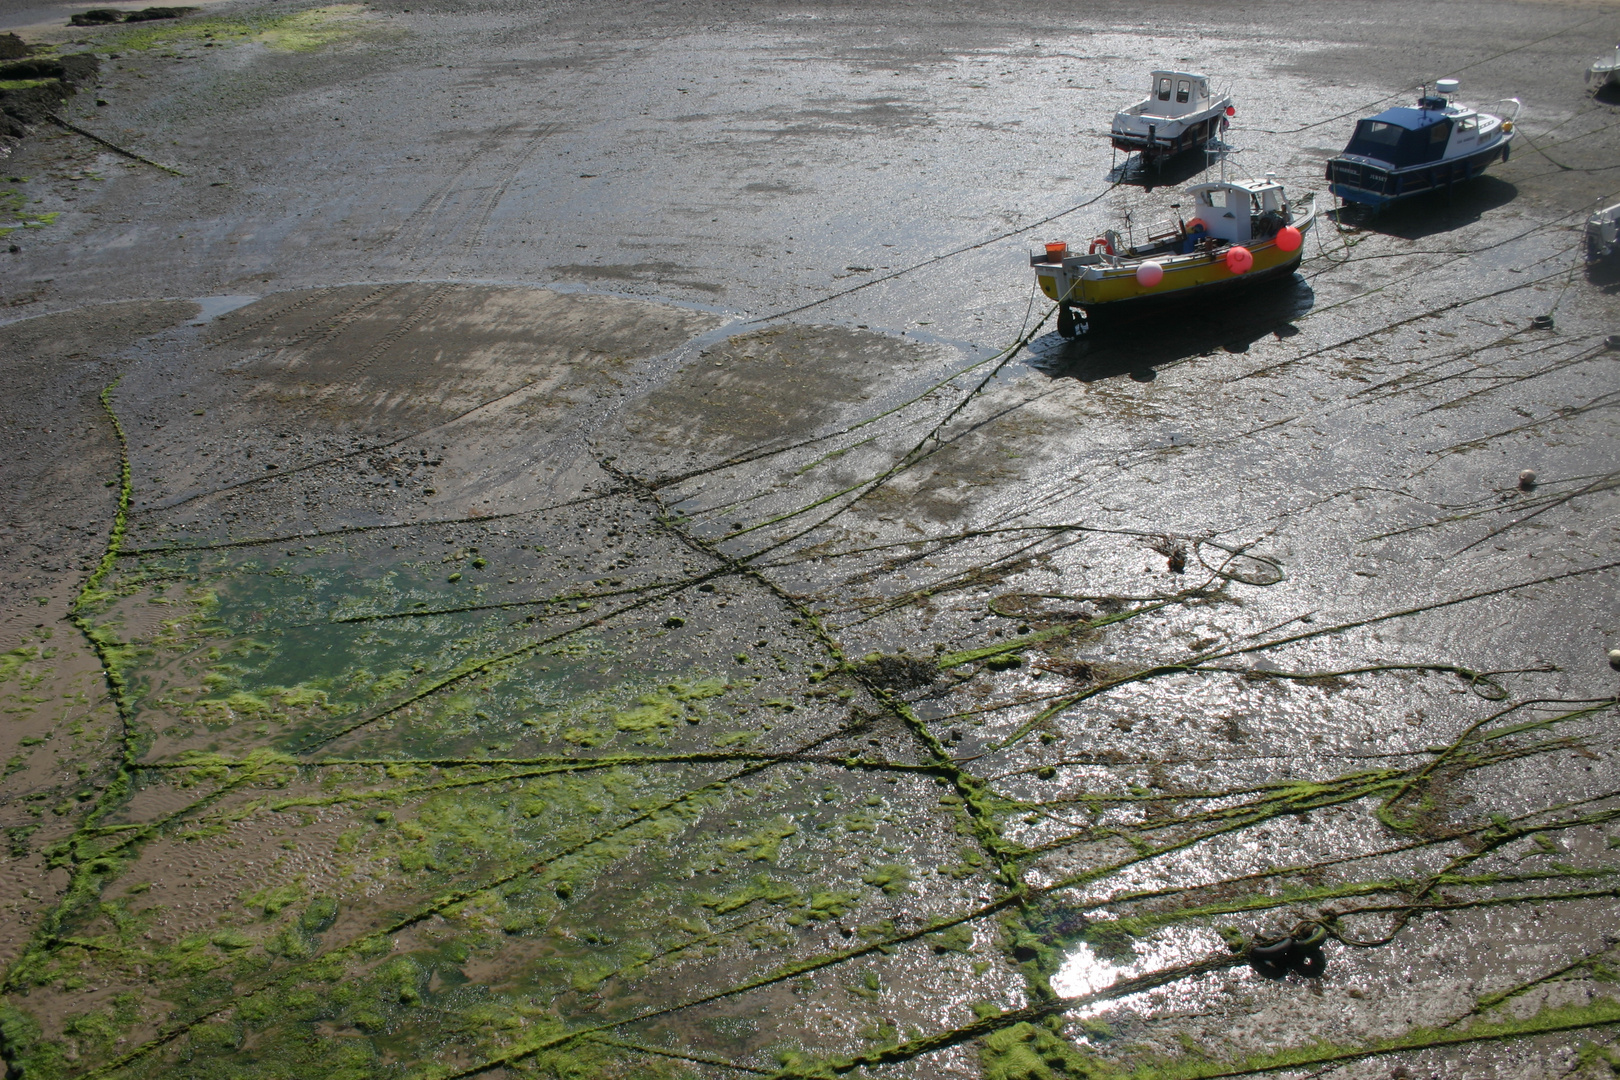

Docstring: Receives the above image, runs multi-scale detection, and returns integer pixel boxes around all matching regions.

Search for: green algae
[699,875,802,915]
[0,189,58,240]
[97,4,383,53]
[860,863,913,895]
[981,1022,1118,1080]
[721,816,799,862]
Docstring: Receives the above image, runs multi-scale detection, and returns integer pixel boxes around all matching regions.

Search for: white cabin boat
[1588,44,1620,89]
[1109,69,1233,162]
[1325,79,1519,208]
[1588,203,1620,262]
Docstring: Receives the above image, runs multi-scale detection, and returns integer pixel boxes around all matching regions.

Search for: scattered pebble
[1609,649,1620,672]
[1518,469,1536,492]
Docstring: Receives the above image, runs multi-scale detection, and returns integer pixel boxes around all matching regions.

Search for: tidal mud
[0,0,1617,1077]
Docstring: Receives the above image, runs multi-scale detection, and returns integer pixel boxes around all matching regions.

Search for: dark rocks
[0,33,30,60]
[0,83,70,127]
[0,53,99,155]
[69,9,124,25]
[70,6,197,25]
[127,6,201,21]
[0,56,94,86]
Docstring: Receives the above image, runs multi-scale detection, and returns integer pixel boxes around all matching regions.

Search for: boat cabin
[1340,107,1459,168]
[1185,178,1289,245]
[1337,82,1502,169]
[1139,70,1214,118]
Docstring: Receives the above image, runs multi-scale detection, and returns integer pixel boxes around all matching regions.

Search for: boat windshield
[1342,116,1452,167]
[1353,121,1403,148]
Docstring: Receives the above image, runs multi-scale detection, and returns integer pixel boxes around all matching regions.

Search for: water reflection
[1052,927,1226,1021]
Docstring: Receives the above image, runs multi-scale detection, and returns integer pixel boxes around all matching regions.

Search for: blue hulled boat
[1325,80,1520,209]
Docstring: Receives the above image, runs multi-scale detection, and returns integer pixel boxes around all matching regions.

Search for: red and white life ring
[1089,236,1115,255]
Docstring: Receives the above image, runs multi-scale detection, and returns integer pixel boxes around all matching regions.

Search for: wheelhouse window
[1354,120,1403,147]
[1157,77,1171,101]
[1176,80,1191,103]
[1455,116,1478,137]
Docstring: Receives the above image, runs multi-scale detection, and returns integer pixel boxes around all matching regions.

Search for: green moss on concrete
[981,1022,1118,1080]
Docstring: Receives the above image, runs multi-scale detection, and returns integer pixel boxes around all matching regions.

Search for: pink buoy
[1225,105,1235,117]
[1275,225,1302,253]
[1135,261,1164,287]
[1225,245,1254,274]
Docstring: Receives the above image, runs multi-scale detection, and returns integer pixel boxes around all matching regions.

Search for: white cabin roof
[1150,69,1208,82]
[1186,178,1285,198]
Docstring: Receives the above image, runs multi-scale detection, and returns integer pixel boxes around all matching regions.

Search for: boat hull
[1110,115,1223,160]
[1034,204,1315,321]
[1326,135,1511,208]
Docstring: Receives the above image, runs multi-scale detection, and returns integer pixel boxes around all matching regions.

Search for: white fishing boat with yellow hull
[1033,175,1316,336]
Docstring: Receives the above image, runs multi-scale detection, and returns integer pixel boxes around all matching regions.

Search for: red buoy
[1226,245,1253,274]
[1275,225,1302,253]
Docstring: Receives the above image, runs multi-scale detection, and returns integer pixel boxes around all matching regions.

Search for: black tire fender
[1289,946,1328,979]
[1292,924,1327,950]
[1249,936,1292,979]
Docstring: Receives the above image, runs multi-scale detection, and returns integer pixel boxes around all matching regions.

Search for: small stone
[1518,469,1536,492]
[1608,649,1620,672]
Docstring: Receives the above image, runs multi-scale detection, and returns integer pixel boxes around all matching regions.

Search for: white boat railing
[1482,97,1523,124]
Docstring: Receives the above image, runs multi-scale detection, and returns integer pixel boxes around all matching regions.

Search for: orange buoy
[1225,245,1254,274]
[1275,225,1302,252]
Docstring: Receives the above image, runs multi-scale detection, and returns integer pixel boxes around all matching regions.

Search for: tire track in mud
[207,285,413,380]
[390,120,564,273]
[278,283,412,358]
[343,281,460,381]
[205,289,333,348]
[382,120,526,261]
[446,120,564,277]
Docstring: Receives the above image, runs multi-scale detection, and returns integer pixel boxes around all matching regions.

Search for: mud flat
[0,0,1617,1077]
